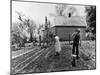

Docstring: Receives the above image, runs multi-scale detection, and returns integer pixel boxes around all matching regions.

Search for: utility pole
[45,16,49,46]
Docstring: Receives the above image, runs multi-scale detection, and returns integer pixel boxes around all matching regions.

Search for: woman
[54,35,61,56]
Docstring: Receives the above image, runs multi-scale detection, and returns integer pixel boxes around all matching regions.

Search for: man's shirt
[72,33,80,44]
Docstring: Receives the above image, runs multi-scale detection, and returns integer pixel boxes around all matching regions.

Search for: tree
[26,19,36,42]
[37,24,44,46]
[67,6,77,17]
[85,6,96,34]
[12,11,37,47]
[12,22,22,45]
[50,4,77,18]
[55,4,67,16]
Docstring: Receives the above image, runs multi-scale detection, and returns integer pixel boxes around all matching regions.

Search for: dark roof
[54,16,87,27]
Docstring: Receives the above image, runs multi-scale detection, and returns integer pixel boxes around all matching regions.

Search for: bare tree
[50,4,76,18]
[28,19,36,42]
[85,6,96,34]
[12,11,37,47]
[67,6,77,17]
[55,4,67,16]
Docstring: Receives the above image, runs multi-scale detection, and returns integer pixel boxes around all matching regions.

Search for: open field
[11,41,96,74]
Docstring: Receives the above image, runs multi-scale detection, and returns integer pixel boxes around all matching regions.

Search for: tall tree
[27,19,36,42]
[55,4,77,17]
[85,6,96,34]
[15,11,36,43]
[55,4,67,16]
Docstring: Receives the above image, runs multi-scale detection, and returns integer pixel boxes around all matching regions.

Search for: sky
[12,1,56,25]
[12,1,87,25]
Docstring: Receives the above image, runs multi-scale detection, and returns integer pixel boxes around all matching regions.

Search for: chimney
[45,16,47,25]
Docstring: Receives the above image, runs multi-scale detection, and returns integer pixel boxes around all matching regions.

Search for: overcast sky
[12,1,56,25]
[12,1,86,25]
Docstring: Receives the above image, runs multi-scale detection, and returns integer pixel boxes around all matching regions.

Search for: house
[52,16,87,41]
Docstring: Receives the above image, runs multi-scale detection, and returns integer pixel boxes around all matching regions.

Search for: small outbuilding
[52,16,87,41]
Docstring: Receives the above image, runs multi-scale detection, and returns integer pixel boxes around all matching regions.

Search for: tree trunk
[29,32,33,42]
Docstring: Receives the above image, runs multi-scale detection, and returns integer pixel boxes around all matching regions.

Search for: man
[72,29,81,59]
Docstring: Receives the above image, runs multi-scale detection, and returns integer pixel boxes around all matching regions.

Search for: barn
[52,16,87,41]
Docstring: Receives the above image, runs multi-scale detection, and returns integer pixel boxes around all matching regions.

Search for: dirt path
[11,42,96,74]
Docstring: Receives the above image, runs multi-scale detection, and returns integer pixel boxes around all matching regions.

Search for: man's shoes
[72,60,76,67]
[76,56,80,59]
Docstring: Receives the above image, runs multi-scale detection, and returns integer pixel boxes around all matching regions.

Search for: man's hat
[75,29,80,32]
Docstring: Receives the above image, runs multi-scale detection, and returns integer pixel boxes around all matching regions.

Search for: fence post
[72,54,76,67]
